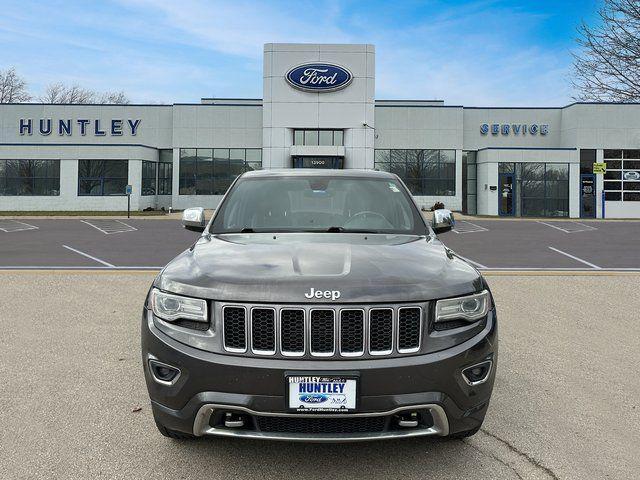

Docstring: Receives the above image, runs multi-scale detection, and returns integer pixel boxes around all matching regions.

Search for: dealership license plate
[288,376,357,412]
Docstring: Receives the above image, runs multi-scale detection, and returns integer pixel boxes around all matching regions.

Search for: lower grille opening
[256,416,387,434]
[207,409,436,435]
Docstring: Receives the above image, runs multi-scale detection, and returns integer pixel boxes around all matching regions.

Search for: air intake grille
[340,310,364,355]
[369,309,393,354]
[222,304,424,357]
[251,308,275,353]
[398,307,421,352]
[223,307,246,351]
[310,310,335,355]
[281,309,305,354]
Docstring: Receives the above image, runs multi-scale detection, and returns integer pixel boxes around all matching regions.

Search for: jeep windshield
[210,175,428,235]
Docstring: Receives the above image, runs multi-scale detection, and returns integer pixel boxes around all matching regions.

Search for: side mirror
[432,209,455,234]
[182,207,206,232]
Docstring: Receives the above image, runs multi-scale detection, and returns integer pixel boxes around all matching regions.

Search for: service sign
[285,63,353,92]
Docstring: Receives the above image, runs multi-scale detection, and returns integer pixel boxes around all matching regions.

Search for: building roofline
[476,147,577,151]
[0,103,172,107]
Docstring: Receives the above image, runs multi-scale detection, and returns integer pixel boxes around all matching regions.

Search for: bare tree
[97,90,130,104]
[40,83,95,104]
[0,67,32,102]
[572,0,640,101]
[40,82,131,104]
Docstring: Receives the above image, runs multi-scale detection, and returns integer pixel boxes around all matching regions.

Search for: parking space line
[452,221,489,234]
[80,219,137,234]
[537,221,597,233]
[62,245,116,268]
[548,246,601,269]
[0,220,39,233]
[454,253,488,269]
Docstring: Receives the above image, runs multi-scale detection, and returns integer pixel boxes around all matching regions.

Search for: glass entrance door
[580,174,596,218]
[498,173,515,216]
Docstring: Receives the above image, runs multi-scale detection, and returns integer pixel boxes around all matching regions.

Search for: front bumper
[142,309,498,441]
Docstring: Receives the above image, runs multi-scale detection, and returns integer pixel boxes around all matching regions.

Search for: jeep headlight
[150,288,208,323]
[435,290,490,322]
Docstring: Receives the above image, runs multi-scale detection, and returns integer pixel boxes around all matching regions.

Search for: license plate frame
[285,372,359,413]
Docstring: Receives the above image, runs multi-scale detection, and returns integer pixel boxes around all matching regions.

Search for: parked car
[142,169,497,441]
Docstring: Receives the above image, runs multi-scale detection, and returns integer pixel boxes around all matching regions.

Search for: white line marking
[62,245,116,268]
[548,246,601,269]
[537,221,597,233]
[81,219,137,234]
[454,253,488,269]
[452,221,489,234]
[0,220,39,232]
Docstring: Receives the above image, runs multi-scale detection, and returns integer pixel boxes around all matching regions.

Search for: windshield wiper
[325,226,381,233]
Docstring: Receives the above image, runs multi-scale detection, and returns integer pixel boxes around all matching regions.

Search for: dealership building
[1,43,640,218]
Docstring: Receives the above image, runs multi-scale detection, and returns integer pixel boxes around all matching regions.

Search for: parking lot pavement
[1,218,640,271]
[1,272,638,480]
[0,219,199,268]
[438,219,640,270]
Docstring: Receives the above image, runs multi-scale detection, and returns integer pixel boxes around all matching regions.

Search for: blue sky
[0,0,600,105]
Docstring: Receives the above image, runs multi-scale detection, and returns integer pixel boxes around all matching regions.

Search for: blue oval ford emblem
[299,393,328,403]
[286,63,353,92]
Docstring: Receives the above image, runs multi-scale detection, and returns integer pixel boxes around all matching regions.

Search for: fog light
[149,359,180,385]
[462,360,492,386]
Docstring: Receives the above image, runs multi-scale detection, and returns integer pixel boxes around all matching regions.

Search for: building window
[0,159,60,196]
[78,160,128,196]
[499,162,569,217]
[374,149,456,196]
[462,151,477,214]
[141,161,157,196]
[293,129,344,146]
[179,148,262,195]
[603,149,640,201]
[158,150,173,195]
[580,149,596,175]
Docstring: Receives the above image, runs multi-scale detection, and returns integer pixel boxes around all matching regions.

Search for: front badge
[304,287,341,301]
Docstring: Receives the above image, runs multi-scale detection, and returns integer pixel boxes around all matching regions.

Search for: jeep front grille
[221,303,424,358]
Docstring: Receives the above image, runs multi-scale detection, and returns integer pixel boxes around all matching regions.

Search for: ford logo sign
[299,394,328,403]
[623,171,640,180]
[286,63,353,92]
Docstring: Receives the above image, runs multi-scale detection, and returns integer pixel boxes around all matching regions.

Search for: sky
[0,0,601,106]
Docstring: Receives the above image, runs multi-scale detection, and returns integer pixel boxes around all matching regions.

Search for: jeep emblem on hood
[304,288,341,301]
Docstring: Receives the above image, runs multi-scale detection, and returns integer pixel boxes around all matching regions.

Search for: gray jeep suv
[142,169,497,442]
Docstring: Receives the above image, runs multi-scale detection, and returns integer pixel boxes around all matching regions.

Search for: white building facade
[1,43,640,218]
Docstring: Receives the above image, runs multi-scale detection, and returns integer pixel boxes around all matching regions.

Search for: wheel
[447,426,481,439]
[154,418,196,440]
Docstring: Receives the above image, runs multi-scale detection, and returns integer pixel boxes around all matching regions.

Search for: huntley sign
[19,118,142,136]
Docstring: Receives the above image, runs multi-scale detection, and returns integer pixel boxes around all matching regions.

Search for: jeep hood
[155,233,483,303]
